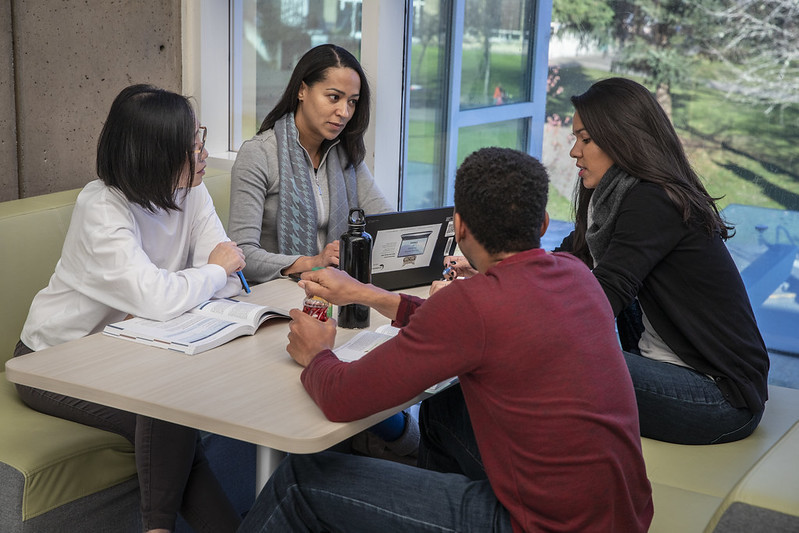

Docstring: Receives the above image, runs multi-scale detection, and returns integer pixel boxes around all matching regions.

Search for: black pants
[14,341,240,532]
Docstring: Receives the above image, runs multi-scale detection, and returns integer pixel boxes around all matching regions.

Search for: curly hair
[454,147,549,254]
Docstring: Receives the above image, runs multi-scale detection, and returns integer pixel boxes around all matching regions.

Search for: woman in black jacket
[559,77,769,444]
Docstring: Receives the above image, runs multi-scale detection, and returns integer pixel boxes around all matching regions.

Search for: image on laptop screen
[365,207,456,291]
[397,231,434,257]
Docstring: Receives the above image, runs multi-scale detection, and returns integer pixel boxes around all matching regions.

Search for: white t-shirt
[21,180,241,351]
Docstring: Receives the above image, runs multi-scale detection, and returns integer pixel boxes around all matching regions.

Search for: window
[544,2,799,362]
[187,1,799,364]
[188,1,550,209]
[231,0,364,151]
[404,0,549,209]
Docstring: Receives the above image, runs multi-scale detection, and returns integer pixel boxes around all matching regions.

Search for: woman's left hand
[429,280,452,296]
[315,240,340,268]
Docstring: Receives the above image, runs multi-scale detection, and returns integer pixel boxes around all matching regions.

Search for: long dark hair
[258,44,370,168]
[97,84,196,212]
[569,77,731,266]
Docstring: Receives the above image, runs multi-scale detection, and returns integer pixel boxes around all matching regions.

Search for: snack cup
[302,296,330,321]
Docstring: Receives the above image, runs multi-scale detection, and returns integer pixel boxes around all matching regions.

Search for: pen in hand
[237,270,251,293]
[442,260,457,281]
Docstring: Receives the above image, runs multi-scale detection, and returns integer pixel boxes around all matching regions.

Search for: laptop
[365,206,457,291]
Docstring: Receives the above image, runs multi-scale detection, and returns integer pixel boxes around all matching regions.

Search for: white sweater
[21,180,241,351]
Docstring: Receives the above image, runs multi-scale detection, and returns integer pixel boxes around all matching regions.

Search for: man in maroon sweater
[239,147,653,532]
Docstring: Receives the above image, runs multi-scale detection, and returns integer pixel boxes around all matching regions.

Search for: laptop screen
[365,206,456,291]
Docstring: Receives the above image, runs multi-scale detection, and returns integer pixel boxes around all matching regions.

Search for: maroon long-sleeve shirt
[302,248,653,532]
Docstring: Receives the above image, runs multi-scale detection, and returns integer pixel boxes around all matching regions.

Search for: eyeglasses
[193,126,207,155]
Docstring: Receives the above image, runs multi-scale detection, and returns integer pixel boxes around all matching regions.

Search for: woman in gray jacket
[230,44,415,459]
[229,44,391,284]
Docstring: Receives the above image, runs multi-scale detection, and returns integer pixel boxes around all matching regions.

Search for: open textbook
[334,325,458,394]
[103,298,289,355]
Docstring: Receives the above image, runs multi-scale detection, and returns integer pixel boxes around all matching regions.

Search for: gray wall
[0,0,182,202]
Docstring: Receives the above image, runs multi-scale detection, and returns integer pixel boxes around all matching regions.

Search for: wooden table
[5,278,430,489]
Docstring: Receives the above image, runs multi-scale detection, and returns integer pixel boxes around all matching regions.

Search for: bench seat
[645,384,799,532]
[1,166,253,532]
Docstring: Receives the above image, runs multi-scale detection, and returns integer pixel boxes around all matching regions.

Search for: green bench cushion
[203,166,232,230]
[642,385,799,532]
[647,483,723,533]
[0,373,136,520]
[641,385,799,498]
[708,420,799,531]
[0,189,79,366]
[0,166,233,524]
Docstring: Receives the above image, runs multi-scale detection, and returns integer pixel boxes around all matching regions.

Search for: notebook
[365,206,457,291]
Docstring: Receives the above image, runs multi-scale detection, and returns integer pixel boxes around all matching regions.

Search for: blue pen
[237,271,251,293]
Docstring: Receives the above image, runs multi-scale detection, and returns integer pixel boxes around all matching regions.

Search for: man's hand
[299,267,402,322]
[286,309,338,367]
[298,267,364,306]
[429,280,452,296]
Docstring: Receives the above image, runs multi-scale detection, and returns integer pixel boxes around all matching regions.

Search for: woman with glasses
[228,43,392,284]
[14,84,246,532]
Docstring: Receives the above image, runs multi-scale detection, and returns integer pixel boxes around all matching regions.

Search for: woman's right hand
[208,241,246,276]
[282,241,340,277]
[443,255,477,279]
[315,240,340,268]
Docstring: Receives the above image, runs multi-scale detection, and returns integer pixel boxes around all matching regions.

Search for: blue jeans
[417,384,485,479]
[239,385,512,533]
[238,452,511,533]
[624,351,763,444]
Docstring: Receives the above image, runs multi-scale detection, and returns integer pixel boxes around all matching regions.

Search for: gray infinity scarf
[273,113,357,256]
[585,165,639,265]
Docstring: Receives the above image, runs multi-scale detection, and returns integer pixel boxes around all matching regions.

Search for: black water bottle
[338,208,372,328]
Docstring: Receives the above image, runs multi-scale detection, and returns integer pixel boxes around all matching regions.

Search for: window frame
[182,0,553,208]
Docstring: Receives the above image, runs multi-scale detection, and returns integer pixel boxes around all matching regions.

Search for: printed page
[105,314,239,348]
[333,326,457,394]
[333,330,395,362]
[192,298,271,327]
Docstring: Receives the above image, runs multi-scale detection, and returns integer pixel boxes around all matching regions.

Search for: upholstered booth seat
[644,384,799,532]
[1,166,253,532]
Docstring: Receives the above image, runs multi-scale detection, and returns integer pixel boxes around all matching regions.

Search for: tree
[464,0,503,103]
[552,0,715,119]
[701,0,799,119]
[551,0,614,49]
[413,4,442,81]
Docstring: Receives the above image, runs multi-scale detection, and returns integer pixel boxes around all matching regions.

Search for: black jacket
[558,182,769,413]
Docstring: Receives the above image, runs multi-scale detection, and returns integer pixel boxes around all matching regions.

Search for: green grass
[408,43,799,215]
[547,184,573,221]
[547,63,799,212]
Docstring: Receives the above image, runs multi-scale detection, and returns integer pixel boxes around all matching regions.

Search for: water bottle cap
[348,208,366,226]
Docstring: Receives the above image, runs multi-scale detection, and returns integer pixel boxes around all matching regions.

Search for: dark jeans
[14,341,240,532]
[423,367,761,450]
[417,383,485,479]
[624,351,763,444]
[616,301,762,444]
[238,384,511,533]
